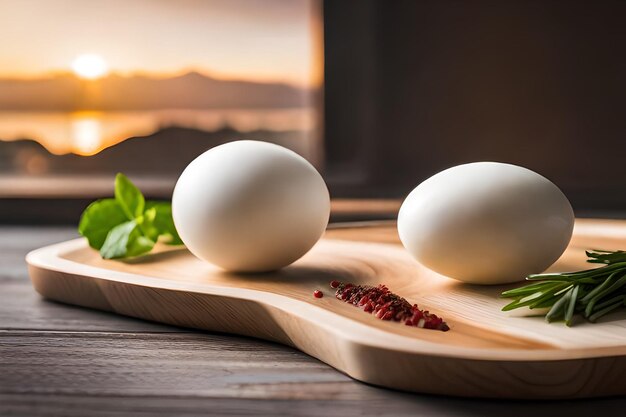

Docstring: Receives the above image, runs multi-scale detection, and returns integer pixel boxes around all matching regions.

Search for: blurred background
[0,0,625,222]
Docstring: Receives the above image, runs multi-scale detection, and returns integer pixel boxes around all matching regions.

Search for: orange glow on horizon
[0,67,318,89]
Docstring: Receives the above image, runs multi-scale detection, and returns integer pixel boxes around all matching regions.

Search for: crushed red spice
[330,281,450,331]
[313,290,324,298]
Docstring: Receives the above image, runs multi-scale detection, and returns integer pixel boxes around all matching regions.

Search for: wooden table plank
[3,330,625,416]
[0,227,77,278]
[3,394,624,417]
[0,331,355,399]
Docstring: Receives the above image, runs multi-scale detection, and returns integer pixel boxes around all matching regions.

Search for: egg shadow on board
[116,244,372,287]
[119,247,190,264]
[432,274,509,298]
[213,263,365,287]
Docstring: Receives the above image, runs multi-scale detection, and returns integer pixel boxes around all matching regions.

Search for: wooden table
[2,226,626,416]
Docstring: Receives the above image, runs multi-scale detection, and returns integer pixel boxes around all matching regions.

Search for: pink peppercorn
[313,290,324,298]
[328,280,450,332]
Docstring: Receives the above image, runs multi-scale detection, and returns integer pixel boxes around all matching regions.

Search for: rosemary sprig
[501,250,626,326]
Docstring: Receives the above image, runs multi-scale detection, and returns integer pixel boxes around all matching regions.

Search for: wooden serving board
[26,219,626,399]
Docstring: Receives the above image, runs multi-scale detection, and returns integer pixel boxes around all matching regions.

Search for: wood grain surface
[24,219,626,400]
[3,225,626,416]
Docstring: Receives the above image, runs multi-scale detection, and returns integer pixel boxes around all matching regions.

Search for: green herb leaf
[146,201,183,245]
[78,173,184,260]
[545,289,570,323]
[78,198,128,249]
[100,220,138,259]
[564,285,579,326]
[100,220,156,259]
[501,250,626,326]
[126,232,157,258]
[115,173,145,219]
[586,250,626,264]
[137,207,160,242]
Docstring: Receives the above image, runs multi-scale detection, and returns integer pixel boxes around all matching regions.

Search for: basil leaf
[100,220,156,259]
[80,173,183,260]
[115,173,145,219]
[78,198,128,249]
[126,233,156,258]
[146,201,184,245]
[100,220,138,259]
[138,207,160,242]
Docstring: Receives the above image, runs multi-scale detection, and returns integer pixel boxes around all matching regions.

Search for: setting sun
[71,54,109,79]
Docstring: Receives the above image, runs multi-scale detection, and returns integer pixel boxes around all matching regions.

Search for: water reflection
[0,108,315,155]
[71,113,103,156]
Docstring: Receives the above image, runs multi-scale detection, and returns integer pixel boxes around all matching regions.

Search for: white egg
[397,162,574,284]
[172,140,330,272]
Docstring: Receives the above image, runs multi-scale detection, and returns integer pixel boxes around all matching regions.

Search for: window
[0,0,323,220]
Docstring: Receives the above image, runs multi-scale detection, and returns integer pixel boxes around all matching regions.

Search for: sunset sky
[0,0,321,87]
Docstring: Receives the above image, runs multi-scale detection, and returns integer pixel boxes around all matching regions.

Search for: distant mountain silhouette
[0,127,310,176]
[0,72,310,111]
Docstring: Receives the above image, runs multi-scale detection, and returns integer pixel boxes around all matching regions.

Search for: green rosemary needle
[501,250,626,326]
